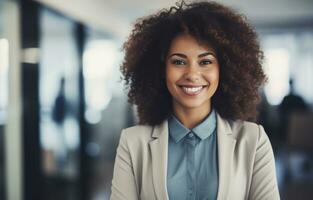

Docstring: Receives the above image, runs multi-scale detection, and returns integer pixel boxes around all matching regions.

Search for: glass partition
[82,29,135,199]
[0,0,8,199]
[39,8,80,200]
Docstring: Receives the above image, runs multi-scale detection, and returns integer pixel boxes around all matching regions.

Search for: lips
[179,85,207,96]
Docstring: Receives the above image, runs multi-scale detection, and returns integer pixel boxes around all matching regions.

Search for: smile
[179,86,206,96]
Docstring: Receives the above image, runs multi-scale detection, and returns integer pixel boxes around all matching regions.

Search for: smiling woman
[110,1,280,200]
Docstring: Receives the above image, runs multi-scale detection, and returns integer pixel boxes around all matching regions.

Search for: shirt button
[188,133,194,138]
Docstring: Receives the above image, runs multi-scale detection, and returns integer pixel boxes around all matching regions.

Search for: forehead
[168,33,216,54]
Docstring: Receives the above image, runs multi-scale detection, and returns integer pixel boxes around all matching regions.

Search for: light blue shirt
[167,110,219,200]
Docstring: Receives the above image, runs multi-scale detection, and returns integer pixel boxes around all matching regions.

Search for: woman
[110,1,280,200]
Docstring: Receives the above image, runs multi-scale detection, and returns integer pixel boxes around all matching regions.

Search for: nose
[183,63,201,82]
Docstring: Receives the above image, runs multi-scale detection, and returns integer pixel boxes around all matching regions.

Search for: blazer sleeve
[110,129,139,200]
[248,125,280,200]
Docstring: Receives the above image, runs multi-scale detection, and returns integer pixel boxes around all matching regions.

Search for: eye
[171,59,186,65]
[199,59,212,65]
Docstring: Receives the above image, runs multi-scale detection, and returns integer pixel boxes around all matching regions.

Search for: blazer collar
[216,113,237,200]
[148,113,236,200]
[149,120,169,200]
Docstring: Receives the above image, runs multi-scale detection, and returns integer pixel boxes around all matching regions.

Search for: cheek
[204,70,219,85]
[165,68,183,98]
[166,67,180,85]
[213,71,219,83]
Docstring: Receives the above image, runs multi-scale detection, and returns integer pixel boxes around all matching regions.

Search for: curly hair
[121,0,266,125]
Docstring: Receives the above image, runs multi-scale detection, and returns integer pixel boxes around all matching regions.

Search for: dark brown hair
[121,0,266,125]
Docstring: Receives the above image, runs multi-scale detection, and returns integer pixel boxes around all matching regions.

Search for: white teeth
[182,86,203,94]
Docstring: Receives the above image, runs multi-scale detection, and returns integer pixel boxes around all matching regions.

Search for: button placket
[185,132,197,200]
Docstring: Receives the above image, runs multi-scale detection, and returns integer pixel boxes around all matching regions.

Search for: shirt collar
[168,109,217,143]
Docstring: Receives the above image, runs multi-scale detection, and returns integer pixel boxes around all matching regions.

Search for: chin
[175,99,210,110]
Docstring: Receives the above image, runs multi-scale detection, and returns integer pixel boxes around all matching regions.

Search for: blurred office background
[0,0,313,199]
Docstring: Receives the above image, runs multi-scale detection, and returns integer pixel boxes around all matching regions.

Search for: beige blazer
[110,113,280,200]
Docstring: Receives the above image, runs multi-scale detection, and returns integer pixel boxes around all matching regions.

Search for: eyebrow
[168,52,216,59]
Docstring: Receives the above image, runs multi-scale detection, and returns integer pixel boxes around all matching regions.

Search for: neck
[173,103,212,129]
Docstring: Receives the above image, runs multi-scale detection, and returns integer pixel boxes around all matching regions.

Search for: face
[165,33,219,113]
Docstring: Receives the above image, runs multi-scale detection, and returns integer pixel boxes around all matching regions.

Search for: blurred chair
[283,111,313,200]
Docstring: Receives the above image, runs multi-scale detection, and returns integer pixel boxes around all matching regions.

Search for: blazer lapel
[149,121,169,200]
[216,114,237,200]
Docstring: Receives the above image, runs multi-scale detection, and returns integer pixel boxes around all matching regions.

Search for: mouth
[178,85,207,96]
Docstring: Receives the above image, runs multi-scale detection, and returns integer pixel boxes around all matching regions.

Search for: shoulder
[122,124,154,137]
[228,119,269,147]
[224,119,274,165]
[119,124,155,146]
